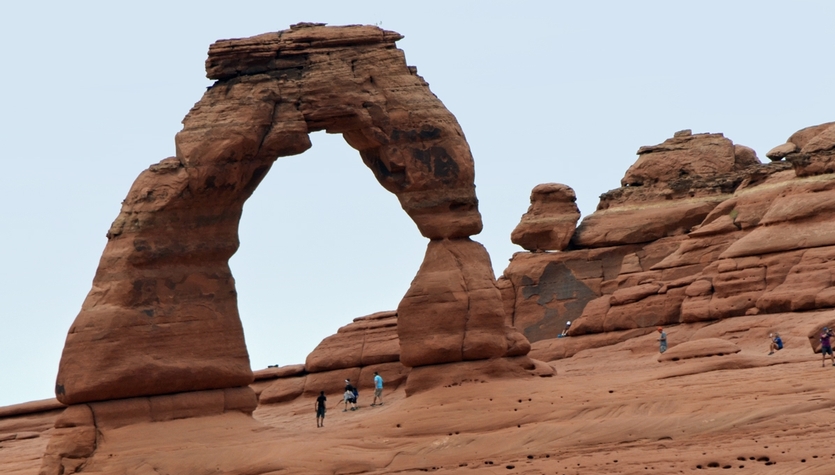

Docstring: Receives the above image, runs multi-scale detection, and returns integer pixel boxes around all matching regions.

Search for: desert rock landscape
[3,23,835,475]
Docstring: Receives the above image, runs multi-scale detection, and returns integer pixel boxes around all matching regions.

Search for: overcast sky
[1,1,833,407]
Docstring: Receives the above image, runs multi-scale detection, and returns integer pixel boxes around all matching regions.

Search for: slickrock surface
[6,311,835,474]
[500,123,835,347]
[55,23,528,406]
[0,402,61,475]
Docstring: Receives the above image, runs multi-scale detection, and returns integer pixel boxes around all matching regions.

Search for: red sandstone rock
[258,376,306,404]
[253,364,305,380]
[305,311,400,372]
[622,131,753,187]
[56,24,521,405]
[403,357,535,396]
[510,183,580,251]
[657,338,741,362]
[783,122,835,176]
[398,239,525,367]
[504,123,835,347]
[766,142,797,160]
[0,399,63,419]
[788,121,835,149]
[11,313,835,475]
[573,131,762,249]
[529,328,655,360]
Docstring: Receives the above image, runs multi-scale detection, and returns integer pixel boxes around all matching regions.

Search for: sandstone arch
[55,24,529,405]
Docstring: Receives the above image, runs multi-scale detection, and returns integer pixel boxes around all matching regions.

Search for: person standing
[315,391,327,428]
[371,371,384,406]
[657,327,667,354]
[343,379,358,411]
[820,327,835,367]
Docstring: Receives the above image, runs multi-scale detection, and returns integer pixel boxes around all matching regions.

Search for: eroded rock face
[398,239,527,367]
[56,24,527,405]
[511,183,580,251]
[305,311,400,373]
[622,130,758,187]
[573,131,761,249]
[502,123,835,346]
[779,122,835,176]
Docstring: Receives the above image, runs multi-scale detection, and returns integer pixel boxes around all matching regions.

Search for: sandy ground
[4,311,835,474]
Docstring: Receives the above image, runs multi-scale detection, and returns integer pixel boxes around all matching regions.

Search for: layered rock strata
[502,124,835,346]
[56,23,527,405]
[256,311,409,404]
[39,388,257,475]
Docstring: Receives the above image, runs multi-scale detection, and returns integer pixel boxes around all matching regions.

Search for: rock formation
[12,20,835,475]
[55,23,528,406]
[510,183,580,251]
[255,311,410,404]
[501,123,835,347]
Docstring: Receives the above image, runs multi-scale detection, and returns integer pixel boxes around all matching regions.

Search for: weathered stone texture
[56,24,527,405]
[502,123,835,347]
[511,183,580,251]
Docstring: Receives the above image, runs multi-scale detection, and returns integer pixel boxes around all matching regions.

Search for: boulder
[765,142,797,161]
[622,131,750,187]
[511,183,581,251]
[784,122,835,176]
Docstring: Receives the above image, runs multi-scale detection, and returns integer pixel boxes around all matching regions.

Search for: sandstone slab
[657,338,741,362]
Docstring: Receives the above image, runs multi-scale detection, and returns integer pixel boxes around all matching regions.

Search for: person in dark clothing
[315,391,327,427]
[820,327,834,367]
[343,379,358,411]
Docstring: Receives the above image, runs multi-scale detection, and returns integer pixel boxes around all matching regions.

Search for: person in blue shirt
[768,333,783,355]
[657,327,667,353]
[371,371,384,406]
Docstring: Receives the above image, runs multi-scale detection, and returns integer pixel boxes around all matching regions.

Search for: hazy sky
[1,1,833,407]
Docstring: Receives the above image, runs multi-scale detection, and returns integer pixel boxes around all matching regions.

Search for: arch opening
[233,130,424,371]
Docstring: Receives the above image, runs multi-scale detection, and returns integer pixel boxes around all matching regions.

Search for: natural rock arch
[55,24,529,405]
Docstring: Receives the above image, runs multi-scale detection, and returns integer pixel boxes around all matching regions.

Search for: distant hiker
[558,321,572,338]
[343,379,358,411]
[768,333,783,355]
[657,327,667,353]
[820,327,835,367]
[315,391,327,427]
[371,371,384,406]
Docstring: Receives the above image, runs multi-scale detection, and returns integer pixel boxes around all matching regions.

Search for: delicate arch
[55,24,526,405]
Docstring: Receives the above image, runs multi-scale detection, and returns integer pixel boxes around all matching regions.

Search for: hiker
[343,379,358,411]
[657,327,667,353]
[558,321,571,338]
[768,333,783,355]
[821,327,835,367]
[315,391,327,427]
[371,371,384,406]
